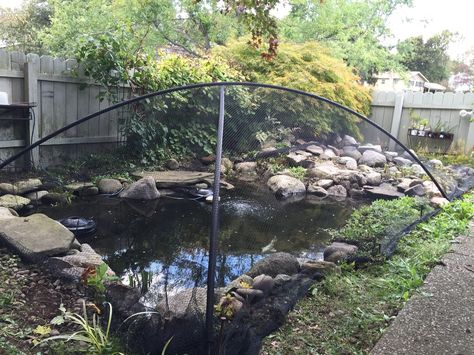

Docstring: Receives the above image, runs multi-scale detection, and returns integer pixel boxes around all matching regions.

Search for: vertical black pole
[205,85,225,352]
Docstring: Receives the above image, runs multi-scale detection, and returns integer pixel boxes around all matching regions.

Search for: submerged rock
[119,176,160,200]
[246,252,300,278]
[327,185,347,197]
[267,175,306,199]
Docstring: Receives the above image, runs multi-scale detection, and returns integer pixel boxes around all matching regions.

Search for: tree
[397,31,454,82]
[0,0,52,54]
[279,0,412,80]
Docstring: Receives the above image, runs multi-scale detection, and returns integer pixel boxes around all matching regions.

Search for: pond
[32,185,359,306]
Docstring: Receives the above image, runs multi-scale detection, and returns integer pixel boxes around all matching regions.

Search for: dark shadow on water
[34,186,361,306]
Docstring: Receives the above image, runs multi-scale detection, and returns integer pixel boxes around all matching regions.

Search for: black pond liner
[0,82,463,354]
[59,216,97,237]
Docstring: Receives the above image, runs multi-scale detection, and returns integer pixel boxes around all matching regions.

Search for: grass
[261,194,474,355]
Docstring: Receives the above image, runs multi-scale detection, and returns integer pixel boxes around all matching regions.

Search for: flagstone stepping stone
[132,171,214,188]
[0,214,74,261]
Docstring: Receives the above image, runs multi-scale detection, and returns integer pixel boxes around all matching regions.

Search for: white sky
[2,0,474,61]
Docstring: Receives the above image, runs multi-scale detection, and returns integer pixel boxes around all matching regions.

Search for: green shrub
[333,197,432,259]
[214,40,372,140]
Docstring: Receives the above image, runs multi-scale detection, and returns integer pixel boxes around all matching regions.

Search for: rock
[358,165,373,173]
[267,175,306,199]
[323,148,337,159]
[366,172,382,186]
[273,274,292,287]
[0,214,74,261]
[98,178,122,194]
[339,156,358,170]
[388,166,400,176]
[401,149,418,161]
[349,188,366,198]
[41,192,69,205]
[341,146,362,160]
[384,151,399,162]
[324,242,358,263]
[341,135,358,147]
[358,144,382,153]
[24,190,48,203]
[307,185,328,197]
[346,158,358,170]
[365,184,404,199]
[429,159,443,168]
[235,288,264,302]
[0,194,30,210]
[106,284,141,317]
[423,181,442,197]
[327,185,347,197]
[246,252,300,278]
[64,182,95,194]
[119,177,160,200]
[404,184,425,197]
[411,164,426,176]
[0,178,42,195]
[234,162,258,181]
[358,150,387,167]
[221,158,233,173]
[430,196,449,208]
[252,274,274,296]
[200,155,215,165]
[166,159,180,170]
[393,157,412,167]
[0,207,16,220]
[316,179,333,189]
[225,275,254,293]
[80,186,99,196]
[305,145,324,156]
[301,261,340,275]
[287,152,312,167]
[397,178,413,192]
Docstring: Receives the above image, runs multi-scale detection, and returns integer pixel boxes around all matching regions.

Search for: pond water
[34,185,359,306]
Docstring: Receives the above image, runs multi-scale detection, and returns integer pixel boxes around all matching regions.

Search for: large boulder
[0,214,74,261]
[98,178,123,194]
[247,252,300,278]
[359,150,387,167]
[0,194,30,210]
[119,177,160,200]
[0,178,42,195]
[267,175,306,199]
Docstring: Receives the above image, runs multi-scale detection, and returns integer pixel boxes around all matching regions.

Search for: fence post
[389,91,404,151]
[24,54,40,168]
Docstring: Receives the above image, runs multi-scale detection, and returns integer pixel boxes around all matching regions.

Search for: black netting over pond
[1,82,473,354]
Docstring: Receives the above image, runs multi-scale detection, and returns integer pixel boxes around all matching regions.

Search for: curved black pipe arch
[0,81,449,200]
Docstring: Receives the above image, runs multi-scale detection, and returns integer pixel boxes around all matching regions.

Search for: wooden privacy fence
[367,90,474,153]
[0,50,129,170]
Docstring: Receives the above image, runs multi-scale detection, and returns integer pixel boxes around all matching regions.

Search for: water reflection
[36,186,359,305]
